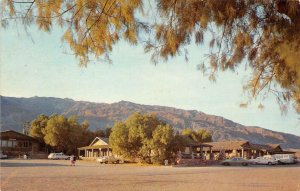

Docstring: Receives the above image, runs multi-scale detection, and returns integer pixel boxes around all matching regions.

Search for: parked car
[221,157,249,166]
[48,153,70,160]
[273,154,295,164]
[0,151,8,159]
[250,155,278,165]
[96,156,122,164]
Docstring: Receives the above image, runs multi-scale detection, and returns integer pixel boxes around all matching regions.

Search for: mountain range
[1,96,300,149]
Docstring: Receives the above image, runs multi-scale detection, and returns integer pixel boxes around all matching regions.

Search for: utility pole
[23,121,30,135]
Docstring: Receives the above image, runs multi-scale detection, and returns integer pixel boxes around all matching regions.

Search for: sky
[1,24,299,136]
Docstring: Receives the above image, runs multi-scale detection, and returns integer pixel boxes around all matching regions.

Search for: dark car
[221,157,249,166]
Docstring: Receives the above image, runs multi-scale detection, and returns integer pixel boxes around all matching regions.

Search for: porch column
[241,148,244,158]
[99,148,102,157]
[85,149,87,157]
[200,146,203,160]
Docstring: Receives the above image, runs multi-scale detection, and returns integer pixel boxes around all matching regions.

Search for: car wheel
[268,162,272,166]
[223,162,230,166]
[104,161,108,164]
[242,162,248,166]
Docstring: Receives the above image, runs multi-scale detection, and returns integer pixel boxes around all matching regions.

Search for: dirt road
[1,159,300,191]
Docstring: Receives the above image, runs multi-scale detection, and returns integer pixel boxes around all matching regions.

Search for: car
[96,156,122,164]
[221,157,249,166]
[273,154,295,164]
[250,155,278,165]
[48,153,70,160]
[0,151,8,159]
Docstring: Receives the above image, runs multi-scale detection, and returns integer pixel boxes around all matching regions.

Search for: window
[1,140,8,147]
[13,141,18,147]
[7,141,13,147]
[23,142,29,147]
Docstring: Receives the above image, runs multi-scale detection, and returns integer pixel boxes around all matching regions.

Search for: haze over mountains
[1,96,300,149]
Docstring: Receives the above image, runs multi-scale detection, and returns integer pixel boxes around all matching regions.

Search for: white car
[0,152,8,159]
[251,155,278,165]
[96,156,122,164]
[273,154,295,164]
[48,153,70,160]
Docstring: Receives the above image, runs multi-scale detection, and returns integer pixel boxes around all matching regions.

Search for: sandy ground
[1,159,300,191]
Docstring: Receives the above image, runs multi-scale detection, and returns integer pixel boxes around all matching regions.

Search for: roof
[249,143,274,151]
[205,140,250,151]
[89,137,109,146]
[187,143,212,147]
[0,130,38,142]
[267,144,282,150]
[249,143,282,152]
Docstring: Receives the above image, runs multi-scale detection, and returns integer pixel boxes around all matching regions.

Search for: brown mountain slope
[1,96,300,149]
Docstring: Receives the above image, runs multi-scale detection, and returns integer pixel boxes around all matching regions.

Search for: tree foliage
[109,112,175,164]
[181,128,212,143]
[29,114,96,154]
[1,0,299,112]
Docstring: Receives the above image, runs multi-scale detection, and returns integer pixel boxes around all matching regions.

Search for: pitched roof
[0,130,38,142]
[249,143,282,152]
[249,143,274,151]
[267,144,282,150]
[89,137,109,146]
[205,140,250,151]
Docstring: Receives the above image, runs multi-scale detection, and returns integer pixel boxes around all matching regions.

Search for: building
[205,141,252,159]
[0,130,47,158]
[77,137,112,160]
[204,140,295,159]
[249,143,284,157]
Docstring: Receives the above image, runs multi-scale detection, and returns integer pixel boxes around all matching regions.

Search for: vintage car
[48,153,70,160]
[0,151,8,159]
[221,157,249,166]
[96,156,122,164]
[250,155,278,165]
[273,154,296,164]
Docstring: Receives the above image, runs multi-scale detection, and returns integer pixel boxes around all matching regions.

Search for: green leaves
[109,112,174,164]
[2,0,300,113]
[29,114,94,154]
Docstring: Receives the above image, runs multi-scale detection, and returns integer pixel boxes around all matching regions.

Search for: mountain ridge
[1,95,300,149]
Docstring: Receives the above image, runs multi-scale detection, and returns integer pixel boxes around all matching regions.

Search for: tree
[109,112,175,164]
[181,128,212,143]
[29,114,95,154]
[150,124,174,164]
[29,114,49,142]
[1,0,299,112]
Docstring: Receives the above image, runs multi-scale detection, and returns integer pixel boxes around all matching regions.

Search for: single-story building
[177,140,295,165]
[203,140,295,159]
[78,137,112,160]
[203,140,252,159]
[0,130,47,158]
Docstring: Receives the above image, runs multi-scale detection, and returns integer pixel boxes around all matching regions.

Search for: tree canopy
[109,112,213,164]
[181,128,212,143]
[109,112,175,164]
[29,114,98,154]
[1,0,299,112]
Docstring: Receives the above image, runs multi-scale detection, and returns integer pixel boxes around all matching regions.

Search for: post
[241,148,244,158]
[200,146,203,160]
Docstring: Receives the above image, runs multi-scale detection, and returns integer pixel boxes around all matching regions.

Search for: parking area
[1,159,300,191]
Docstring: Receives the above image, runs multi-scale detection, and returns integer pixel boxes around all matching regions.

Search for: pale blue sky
[1,25,299,136]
